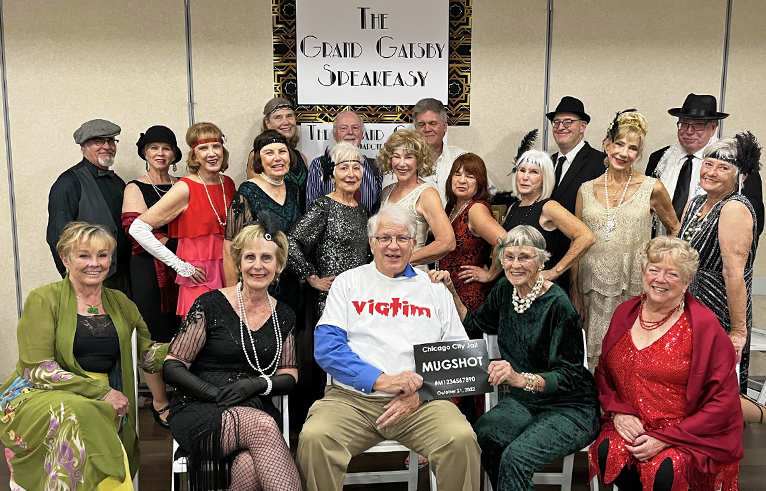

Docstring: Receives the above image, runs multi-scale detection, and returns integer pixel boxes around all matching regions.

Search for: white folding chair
[170,394,290,491]
[483,330,589,491]
[748,328,766,403]
[325,375,427,490]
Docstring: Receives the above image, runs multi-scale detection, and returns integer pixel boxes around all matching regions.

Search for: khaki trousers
[297,385,481,491]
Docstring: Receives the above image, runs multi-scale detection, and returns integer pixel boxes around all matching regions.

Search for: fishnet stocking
[220,406,301,491]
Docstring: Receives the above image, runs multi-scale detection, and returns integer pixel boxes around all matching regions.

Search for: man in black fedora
[646,93,763,235]
[547,96,605,292]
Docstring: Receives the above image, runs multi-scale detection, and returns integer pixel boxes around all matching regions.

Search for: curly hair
[377,129,436,178]
[642,236,699,282]
[603,111,649,159]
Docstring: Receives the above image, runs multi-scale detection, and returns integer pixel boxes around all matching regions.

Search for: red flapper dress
[168,176,236,316]
[439,200,493,312]
[589,314,738,491]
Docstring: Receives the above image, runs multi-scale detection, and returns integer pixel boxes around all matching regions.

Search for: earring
[145,161,149,172]
[272,274,281,294]
[173,162,177,172]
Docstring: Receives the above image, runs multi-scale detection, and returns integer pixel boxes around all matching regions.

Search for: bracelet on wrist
[522,372,540,392]
[261,375,272,396]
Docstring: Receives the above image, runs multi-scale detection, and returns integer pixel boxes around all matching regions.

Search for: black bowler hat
[546,96,591,123]
[136,125,183,163]
[668,93,728,120]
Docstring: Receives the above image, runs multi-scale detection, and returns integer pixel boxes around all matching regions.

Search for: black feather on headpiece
[252,210,282,241]
[508,129,538,175]
[608,108,637,142]
[319,146,334,183]
[734,131,762,175]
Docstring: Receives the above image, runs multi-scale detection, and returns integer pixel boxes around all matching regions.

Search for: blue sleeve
[305,159,323,209]
[315,324,383,395]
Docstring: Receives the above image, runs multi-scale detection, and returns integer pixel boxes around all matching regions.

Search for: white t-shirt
[318,263,469,396]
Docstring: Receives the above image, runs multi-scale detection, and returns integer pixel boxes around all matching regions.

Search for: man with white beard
[46,118,132,295]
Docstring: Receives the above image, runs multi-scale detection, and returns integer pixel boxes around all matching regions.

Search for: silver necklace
[603,168,633,242]
[449,200,472,223]
[197,172,227,227]
[260,173,284,186]
[681,202,711,241]
[145,173,176,199]
[512,273,544,314]
[237,281,282,376]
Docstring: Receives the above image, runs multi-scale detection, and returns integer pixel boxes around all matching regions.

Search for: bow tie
[98,169,115,177]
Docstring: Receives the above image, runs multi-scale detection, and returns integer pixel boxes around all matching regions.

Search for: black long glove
[216,377,265,407]
[163,359,221,402]
[269,373,296,396]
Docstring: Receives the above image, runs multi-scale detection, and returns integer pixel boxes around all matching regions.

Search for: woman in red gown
[589,236,743,491]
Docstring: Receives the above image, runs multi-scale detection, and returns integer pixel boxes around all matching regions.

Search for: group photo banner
[272,0,472,125]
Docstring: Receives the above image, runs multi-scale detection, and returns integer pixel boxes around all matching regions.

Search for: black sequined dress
[287,196,369,316]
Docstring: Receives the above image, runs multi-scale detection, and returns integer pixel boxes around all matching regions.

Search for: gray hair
[367,205,417,239]
[413,98,448,123]
[641,236,699,282]
[496,225,551,267]
[330,142,363,168]
[703,138,737,164]
[333,111,365,135]
[510,149,556,200]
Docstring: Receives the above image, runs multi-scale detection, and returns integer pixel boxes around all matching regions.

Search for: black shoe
[151,402,171,429]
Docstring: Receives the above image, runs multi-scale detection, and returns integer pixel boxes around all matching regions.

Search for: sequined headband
[191,137,223,149]
[256,136,289,153]
[268,103,293,115]
[619,119,645,133]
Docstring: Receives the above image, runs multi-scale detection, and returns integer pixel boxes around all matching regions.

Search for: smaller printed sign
[414,340,492,401]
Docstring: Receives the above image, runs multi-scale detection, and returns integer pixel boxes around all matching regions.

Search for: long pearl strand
[198,172,227,227]
[603,167,632,242]
[512,273,544,314]
[237,281,282,376]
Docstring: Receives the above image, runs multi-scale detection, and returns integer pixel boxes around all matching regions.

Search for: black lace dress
[679,192,758,392]
[287,196,369,316]
[167,290,296,466]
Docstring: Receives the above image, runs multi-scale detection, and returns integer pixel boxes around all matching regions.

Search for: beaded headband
[191,137,224,149]
[269,103,293,115]
[619,119,645,132]
[255,136,289,156]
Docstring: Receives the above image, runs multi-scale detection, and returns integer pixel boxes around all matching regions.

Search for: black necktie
[554,156,566,191]
[672,155,694,220]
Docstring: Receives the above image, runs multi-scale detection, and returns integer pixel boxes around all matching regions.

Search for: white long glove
[129,218,196,277]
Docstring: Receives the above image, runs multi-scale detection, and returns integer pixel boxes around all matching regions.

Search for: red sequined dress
[589,314,738,491]
[439,200,492,312]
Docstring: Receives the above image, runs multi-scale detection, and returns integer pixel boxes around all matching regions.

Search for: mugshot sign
[414,340,491,401]
[295,0,448,105]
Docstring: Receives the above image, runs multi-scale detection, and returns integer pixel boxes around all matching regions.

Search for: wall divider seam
[718,0,733,138]
[0,0,23,319]
[542,0,554,153]
[185,0,195,126]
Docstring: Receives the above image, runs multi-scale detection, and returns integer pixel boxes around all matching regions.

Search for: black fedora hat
[136,125,183,163]
[546,96,590,123]
[668,93,728,120]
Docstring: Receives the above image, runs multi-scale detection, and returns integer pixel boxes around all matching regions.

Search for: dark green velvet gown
[464,279,600,491]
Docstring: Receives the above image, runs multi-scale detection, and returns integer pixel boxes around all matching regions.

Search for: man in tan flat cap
[46,118,132,296]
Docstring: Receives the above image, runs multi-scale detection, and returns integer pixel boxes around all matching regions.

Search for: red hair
[445,153,493,213]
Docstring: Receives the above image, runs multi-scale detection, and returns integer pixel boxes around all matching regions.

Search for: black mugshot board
[414,339,492,401]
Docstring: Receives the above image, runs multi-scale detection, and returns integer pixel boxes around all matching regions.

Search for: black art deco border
[271,0,471,125]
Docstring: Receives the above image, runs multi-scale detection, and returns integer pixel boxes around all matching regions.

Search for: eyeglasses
[91,137,118,146]
[551,119,582,129]
[677,121,710,132]
[503,254,535,265]
[374,236,413,246]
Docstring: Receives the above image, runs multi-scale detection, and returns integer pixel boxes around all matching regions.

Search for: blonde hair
[642,236,699,281]
[604,111,649,160]
[185,122,230,174]
[377,130,436,177]
[229,223,289,282]
[56,222,116,259]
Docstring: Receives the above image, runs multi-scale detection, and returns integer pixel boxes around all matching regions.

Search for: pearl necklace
[512,273,544,314]
[197,172,227,227]
[237,281,282,376]
[145,173,176,199]
[603,168,633,242]
[681,203,711,242]
[260,173,284,186]
[449,200,472,223]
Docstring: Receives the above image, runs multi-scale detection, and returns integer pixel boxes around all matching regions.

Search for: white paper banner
[300,122,412,163]
[296,0,449,105]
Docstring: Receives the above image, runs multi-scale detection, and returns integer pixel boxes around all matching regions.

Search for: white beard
[98,155,115,167]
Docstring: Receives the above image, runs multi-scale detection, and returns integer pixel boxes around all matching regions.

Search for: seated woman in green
[0,222,167,491]
[430,225,599,491]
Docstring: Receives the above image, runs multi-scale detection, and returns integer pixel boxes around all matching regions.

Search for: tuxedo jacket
[647,145,764,237]
[548,141,605,293]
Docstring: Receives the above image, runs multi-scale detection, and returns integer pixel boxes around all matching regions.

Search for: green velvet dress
[464,279,600,491]
[0,279,168,491]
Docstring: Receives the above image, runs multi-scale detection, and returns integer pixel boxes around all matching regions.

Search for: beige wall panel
[189,0,274,186]
[4,0,189,300]
[0,95,19,377]
[548,0,725,173]
[449,0,548,190]
[722,0,766,278]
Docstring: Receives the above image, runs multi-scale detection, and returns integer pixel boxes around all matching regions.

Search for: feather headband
[608,108,639,142]
[508,129,538,175]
